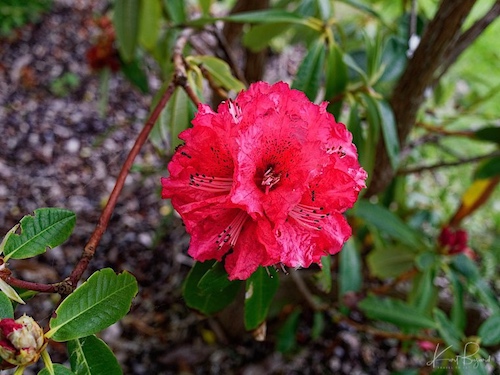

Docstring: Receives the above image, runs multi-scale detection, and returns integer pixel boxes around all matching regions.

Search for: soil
[1,1,498,375]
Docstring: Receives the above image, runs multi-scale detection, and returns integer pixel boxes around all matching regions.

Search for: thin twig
[398,150,500,175]
[68,82,177,289]
[290,269,328,311]
[338,316,444,345]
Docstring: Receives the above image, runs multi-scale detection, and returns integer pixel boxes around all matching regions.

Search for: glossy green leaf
[359,295,437,330]
[473,126,500,144]
[0,292,14,318]
[183,260,242,316]
[4,208,76,261]
[277,308,301,353]
[188,55,245,92]
[164,0,186,24]
[291,38,326,101]
[354,200,425,250]
[38,364,75,375]
[244,267,279,330]
[47,269,138,341]
[478,315,500,346]
[243,23,291,52]
[339,239,361,296]
[138,0,161,51]
[343,53,368,84]
[473,157,500,179]
[120,58,149,93]
[338,0,382,20]
[367,244,416,278]
[217,9,319,28]
[68,335,122,375]
[113,0,139,62]
[325,44,348,117]
[434,308,463,352]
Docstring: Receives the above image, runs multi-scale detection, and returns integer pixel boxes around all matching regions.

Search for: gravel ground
[2,2,499,375]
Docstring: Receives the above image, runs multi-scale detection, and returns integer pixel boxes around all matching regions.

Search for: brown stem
[68,82,177,288]
[366,0,478,197]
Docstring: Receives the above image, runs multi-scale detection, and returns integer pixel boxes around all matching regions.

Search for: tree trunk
[365,0,477,197]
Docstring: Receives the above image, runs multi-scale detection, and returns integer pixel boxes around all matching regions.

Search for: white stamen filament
[216,211,248,250]
[289,203,329,231]
[261,167,281,194]
[189,173,233,192]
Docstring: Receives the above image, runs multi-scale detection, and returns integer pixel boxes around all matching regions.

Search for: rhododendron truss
[161,81,367,280]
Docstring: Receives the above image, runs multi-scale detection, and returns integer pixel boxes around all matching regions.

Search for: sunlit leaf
[0,279,24,305]
[138,0,161,51]
[47,269,138,341]
[449,178,500,226]
[243,23,291,52]
[4,208,76,261]
[187,55,245,92]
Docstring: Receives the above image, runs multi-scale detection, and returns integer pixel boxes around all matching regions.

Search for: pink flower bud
[418,340,435,351]
[0,315,45,367]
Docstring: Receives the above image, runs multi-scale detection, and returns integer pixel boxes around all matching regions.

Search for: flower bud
[0,315,45,367]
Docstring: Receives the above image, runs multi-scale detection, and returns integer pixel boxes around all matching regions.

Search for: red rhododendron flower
[162,82,367,280]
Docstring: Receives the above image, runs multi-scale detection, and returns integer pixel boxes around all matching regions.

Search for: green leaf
[164,0,186,24]
[187,55,245,92]
[277,308,301,353]
[150,85,194,153]
[354,200,426,250]
[243,23,291,52]
[325,44,348,117]
[47,269,138,341]
[408,268,437,316]
[183,261,242,316]
[218,9,319,28]
[359,295,437,330]
[367,244,416,278]
[377,99,400,170]
[434,308,463,352]
[113,0,140,62]
[138,0,161,51]
[199,0,212,16]
[38,364,75,375]
[291,38,326,101]
[478,315,500,346]
[0,292,14,318]
[314,255,332,293]
[473,157,500,179]
[339,239,361,296]
[311,311,325,340]
[343,53,368,84]
[244,267,279,330]
[447,269,466,332]
[198,261,234,292]
[68,335,122,375]
[0,278,25,304]
[473,126,500,144]
[4,208,76,261]
[120,58,149,93]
